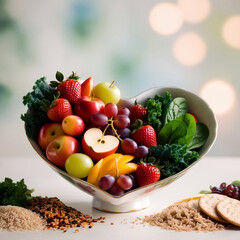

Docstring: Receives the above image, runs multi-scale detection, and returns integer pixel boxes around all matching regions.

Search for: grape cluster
[211,182,240,200]
[89,103,149,159]
[98,174,137,196]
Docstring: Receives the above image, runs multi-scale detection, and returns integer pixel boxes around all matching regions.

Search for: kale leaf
[0,178,34,207]
[21,77,56,139]
[148,144,200,179]
[144,91,173,133]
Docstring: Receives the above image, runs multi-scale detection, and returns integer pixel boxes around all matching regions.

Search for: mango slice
[87,158,103,186]
[86,153,137,187]
[107,162,138,177]
[98,154,134,180]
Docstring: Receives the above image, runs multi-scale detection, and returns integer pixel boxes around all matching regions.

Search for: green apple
[65,153,93,178]
[92,81,121,104]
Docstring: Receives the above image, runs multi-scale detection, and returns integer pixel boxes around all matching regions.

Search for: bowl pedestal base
[92,196,150,213]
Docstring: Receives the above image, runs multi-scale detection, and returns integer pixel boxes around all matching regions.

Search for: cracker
[199,194,228,223]
[217,198,240,227]
[187,199,201,211]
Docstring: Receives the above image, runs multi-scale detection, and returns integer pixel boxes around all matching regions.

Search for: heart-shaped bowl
[26,87,217,213]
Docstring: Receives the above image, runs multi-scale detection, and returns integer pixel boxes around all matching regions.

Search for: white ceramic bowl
[26,87,217,213]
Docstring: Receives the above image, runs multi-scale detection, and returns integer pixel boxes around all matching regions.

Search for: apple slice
[82,128,119,161]
[81,77,93,97]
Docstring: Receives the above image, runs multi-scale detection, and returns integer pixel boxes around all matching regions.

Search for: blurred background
[0,0,239,157]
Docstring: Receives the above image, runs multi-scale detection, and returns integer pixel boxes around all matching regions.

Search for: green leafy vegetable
[165,97,188,124]
[144,91,173,133]
[231,180,240,186]
[188,123,209,150]
[0,178,34,207]
[21,77,56,139]
[158,120,187,145]
[148,144,200,179]
[176,113,196,145]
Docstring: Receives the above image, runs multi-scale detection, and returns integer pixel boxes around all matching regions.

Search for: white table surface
[0,155,239,240]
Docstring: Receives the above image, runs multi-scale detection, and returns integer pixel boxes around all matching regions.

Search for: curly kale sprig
[0,178,34,207]
[144,91,173,133]
[21,77,56,139]
[148,144,200,179]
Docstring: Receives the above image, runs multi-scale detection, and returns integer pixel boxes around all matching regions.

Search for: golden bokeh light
[177,0,211,23]
[222,15,240,49]
[149,2,183,36]
[173,33,206,66]
[200,79,236,115]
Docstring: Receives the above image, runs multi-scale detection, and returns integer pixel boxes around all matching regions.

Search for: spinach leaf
[188,123,209,150]
[158,120,187,145]
[176,113,196,145]
[165,97,188,124]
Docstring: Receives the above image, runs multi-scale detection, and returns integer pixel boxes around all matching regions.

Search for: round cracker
[217,198,240,227]
[199,194,228,223]
[187,199,201,211]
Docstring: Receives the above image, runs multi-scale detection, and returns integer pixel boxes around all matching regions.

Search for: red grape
[90,113,108,127]
[98,175,115,191]
[211,182,240,201]
[211,187,222,194]
[117,128,131,139]
[104,103,118,118]
[104,127,116,136]
[220,182,227,189]
[117,175,133,190]
[134,145,149,158]
[127,173,138,190]
[108,182,124,196]
[227,184,234,191]
[121,138,138,154]
[118,107,130,117]
[114,115,130,129]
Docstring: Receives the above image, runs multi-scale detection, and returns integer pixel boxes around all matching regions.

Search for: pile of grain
[143,201,225,232]
[26,197,104,231]
[0,205,45,231]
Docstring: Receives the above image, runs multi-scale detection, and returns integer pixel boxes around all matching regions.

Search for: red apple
[82,128,119,161]
[81,77,93,97]
[62,115,85,136]
[46,135,81,168]
[74,96,105,123]
[38,122,65,150]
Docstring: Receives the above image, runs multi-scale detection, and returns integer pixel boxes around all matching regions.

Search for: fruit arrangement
[22,71,209,196]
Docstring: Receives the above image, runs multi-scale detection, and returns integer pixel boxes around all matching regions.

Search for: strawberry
[130,102,148,124]
[41,93,73,122]
[47,98,72,122]
[50,71,81,104]
[135,163,160,187]
[131,120,157,148]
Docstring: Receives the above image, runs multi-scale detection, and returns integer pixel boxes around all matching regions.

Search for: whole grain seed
[0,205,45,232]
[26,197,104,231]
